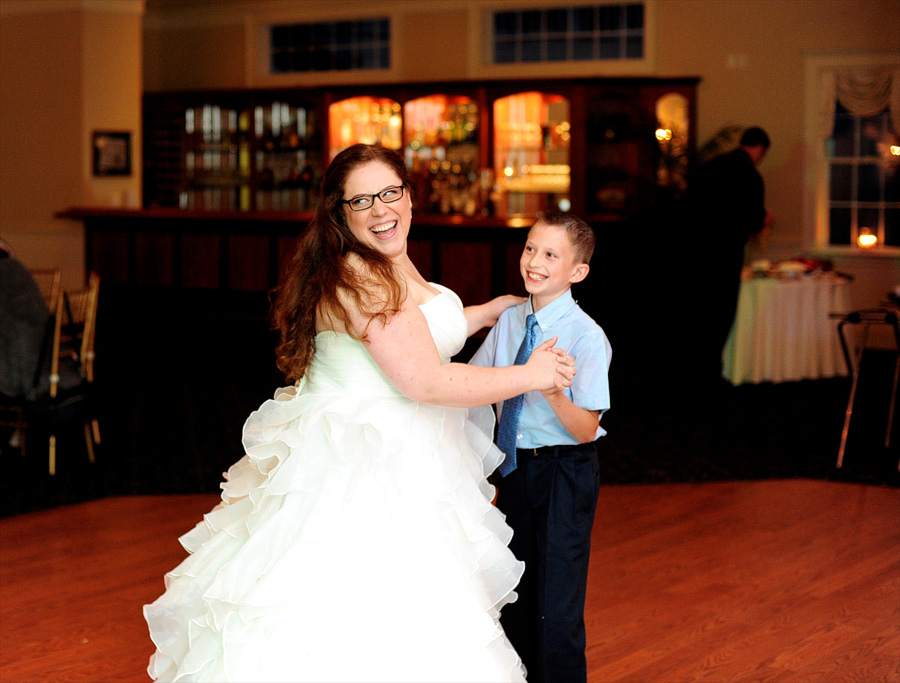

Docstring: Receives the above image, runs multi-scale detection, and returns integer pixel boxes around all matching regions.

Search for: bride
[143,143,576,682]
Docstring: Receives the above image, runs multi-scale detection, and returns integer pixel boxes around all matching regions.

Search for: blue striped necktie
[496,313,539,477]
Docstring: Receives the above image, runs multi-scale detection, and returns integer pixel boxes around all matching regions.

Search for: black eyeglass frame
[341,185,406,212]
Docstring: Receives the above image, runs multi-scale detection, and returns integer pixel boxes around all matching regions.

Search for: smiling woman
[142,143,579,682]
[340,164,412,262]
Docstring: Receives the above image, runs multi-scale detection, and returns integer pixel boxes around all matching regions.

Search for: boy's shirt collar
[526,289,576,332]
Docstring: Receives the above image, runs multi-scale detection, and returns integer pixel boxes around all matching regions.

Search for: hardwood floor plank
[1,482,897,683]
[584,481,899,683]
[0,494,219,683]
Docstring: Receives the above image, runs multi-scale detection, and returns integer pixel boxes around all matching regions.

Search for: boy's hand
[552,352,576,390]
[549,344,576,390]
[542,383,564,398]
[527,337,576,391]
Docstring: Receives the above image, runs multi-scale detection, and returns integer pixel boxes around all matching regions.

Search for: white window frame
[246,6,402,88]
[469,0,657,79]
[803,52,900,258]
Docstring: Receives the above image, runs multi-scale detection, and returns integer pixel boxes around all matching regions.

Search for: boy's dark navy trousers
[496,440,601,683]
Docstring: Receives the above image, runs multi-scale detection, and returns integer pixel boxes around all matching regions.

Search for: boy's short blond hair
[534,211,595,265]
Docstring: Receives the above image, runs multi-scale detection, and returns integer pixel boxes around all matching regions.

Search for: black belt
[516,442,595,458]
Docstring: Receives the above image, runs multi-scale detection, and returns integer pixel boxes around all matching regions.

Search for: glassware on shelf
[492,92,571,218]
[180,104,249,211]
[143,78,698,216]
[403,95,481,216]
[254,101,320,212]
[328,96,402,161]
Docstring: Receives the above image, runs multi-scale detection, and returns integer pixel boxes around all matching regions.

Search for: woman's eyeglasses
[342,185,405,212]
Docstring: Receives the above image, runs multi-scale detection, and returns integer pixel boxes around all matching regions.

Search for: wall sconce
[857,227,878,248]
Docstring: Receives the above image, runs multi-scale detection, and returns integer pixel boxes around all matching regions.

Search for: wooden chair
[58,272,101,386]
[28,268,61,310]
[0,272,101,475]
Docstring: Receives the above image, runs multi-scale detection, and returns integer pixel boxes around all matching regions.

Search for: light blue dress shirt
[469,289,612,448]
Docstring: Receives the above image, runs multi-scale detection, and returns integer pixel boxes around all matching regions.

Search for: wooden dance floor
[1,480,898,683]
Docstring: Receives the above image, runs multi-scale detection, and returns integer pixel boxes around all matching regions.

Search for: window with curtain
[813,64,900,252]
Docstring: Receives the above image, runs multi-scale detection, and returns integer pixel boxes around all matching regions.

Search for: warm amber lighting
[523,164,570,175]
[655,128,672,141]
[857,227,878,248]
[891,145,900,156]
[328,96,402,159]
[507,216,532,227]
[503,166,515,177]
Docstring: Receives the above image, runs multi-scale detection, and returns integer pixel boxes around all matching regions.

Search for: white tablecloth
[722,276,851,385]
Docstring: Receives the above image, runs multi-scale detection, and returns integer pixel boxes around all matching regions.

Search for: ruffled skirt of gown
[144,332,526,682]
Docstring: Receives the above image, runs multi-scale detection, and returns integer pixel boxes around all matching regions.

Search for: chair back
[29,268,61,310]
[51,272,101,397]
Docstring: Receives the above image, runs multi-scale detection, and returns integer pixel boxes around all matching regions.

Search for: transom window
[269,18,390,74]
[492,3,644,64]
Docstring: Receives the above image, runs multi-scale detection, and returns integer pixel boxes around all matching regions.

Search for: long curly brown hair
[271,144,412,382]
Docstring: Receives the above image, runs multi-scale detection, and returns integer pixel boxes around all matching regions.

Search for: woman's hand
[483,295,527,327]
[464,294,526,336]
[526,337,576,392]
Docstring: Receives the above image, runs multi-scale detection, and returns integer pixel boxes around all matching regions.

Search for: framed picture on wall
[92,131,132,176]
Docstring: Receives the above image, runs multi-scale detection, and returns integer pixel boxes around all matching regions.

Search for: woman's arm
[463,295,525,337]
[358,296,573,408]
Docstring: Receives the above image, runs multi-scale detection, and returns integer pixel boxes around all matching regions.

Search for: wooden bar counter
[57,207,532,313]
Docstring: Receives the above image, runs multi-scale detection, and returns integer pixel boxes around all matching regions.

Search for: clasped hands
[527,337,576,392]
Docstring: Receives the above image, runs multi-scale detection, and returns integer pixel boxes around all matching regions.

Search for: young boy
[470,211,612,683]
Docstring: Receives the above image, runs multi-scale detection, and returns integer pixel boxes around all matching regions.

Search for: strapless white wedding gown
[143,284,527,682]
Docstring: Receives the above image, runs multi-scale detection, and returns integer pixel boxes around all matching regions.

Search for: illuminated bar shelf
[143,77,698,222]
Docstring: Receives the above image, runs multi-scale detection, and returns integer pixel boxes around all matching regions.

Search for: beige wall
[2,6,84,290]
[145,22,247,91]
[0,0,143,290]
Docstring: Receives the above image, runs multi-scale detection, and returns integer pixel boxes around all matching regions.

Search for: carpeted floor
[1,292,897,518]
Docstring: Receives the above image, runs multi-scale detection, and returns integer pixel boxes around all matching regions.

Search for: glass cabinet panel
[492,92,570,218]
[328,96,402,161]
[404,95,481,215]
[584,92,653,217]
[254,100,320,212]
[181,104,250,211]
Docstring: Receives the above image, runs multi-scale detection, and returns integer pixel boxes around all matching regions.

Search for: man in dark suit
[688,126,772,383]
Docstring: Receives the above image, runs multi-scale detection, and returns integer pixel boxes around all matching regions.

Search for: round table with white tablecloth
[722,274,851,385]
